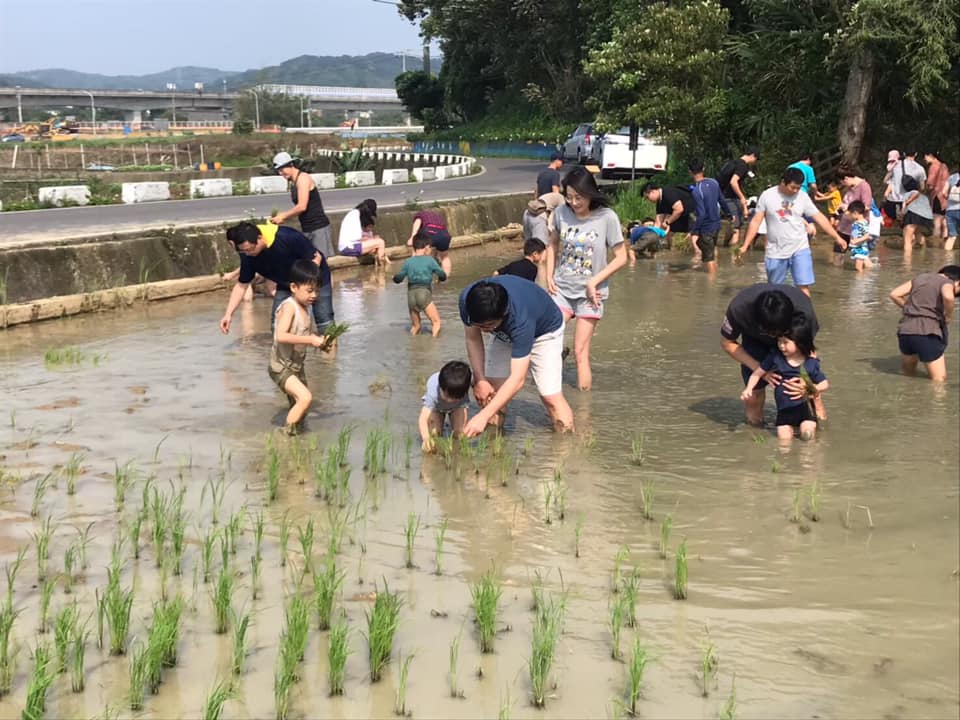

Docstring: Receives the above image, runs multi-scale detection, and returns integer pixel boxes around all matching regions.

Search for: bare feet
[431,322,442,338]
[409,325,420,336]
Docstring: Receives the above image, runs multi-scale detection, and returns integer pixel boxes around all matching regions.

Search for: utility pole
[15,86,22,124]
[246,89,260,131]
[422,37,431,77]
[82,90,96,134]
[166,82,177,125]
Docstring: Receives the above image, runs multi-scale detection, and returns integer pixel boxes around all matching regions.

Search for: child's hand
[740,388,753,401]
[421,438,435,453]
[312,335,332,351]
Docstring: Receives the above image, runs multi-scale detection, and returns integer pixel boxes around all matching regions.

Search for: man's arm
[464,356,530,436]
[737,210,765,255]
[811,211,844,248]
[464,325,489,396]
[889,280,912,308]
[730,174,747,207]
[219,282,251,333]
[663,199,684,226]
[721,336,761,371]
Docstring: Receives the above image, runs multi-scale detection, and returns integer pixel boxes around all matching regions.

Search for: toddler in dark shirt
[493,238,546,282]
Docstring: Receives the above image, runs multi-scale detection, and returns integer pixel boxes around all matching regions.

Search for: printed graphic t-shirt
[551,204,623,299]
[755,185,818,259]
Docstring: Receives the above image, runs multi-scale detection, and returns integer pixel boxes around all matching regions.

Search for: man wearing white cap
[884,149,927,223]
[270,151,335,260]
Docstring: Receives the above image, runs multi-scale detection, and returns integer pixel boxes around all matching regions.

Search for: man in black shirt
[720,283,822,425]
[716,147,759,246]
[642,182,695,235]
[220,222,334,334]
[535,152,563,197]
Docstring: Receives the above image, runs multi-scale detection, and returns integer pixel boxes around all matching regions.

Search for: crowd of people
[218,148,959,445]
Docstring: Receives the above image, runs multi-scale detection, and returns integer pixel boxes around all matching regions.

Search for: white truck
[597,127,668,179]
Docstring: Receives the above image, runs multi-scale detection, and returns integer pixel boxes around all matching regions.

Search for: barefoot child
[741,316,828,441]
[393,232,447,336]
[493,238,546,281]
[269,260,331,435]
[419,360,472,451]
[626,219,667,264]
[845,201,873,271]
[889,265,960,382]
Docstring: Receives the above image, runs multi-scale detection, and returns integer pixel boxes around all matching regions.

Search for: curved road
[0,158,543,246]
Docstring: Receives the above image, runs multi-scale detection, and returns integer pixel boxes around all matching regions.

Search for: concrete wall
[249,176,288,194]
[121,182,171,203]
[381,169,409,185]
[0,195,529,308]
[345,170,376,187]
[310,173,336,190]
[189,178,233,199]
[39,185,91,206]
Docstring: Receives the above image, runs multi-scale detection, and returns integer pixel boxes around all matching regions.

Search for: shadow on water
[864,355,906,376]
[688,396,775,430]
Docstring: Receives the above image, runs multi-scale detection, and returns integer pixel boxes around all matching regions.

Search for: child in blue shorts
[845,200,874,271]
[741,316,829,441]
[419,361,472,451]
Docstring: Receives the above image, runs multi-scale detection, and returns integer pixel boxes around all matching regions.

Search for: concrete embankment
[0,195,528,328]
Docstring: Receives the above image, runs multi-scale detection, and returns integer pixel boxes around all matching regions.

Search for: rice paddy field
[0,242,957,719]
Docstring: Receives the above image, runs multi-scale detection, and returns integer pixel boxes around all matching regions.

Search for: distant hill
[1,53,442,91]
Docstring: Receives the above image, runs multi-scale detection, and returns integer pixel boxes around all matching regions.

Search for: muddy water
[0,242,957,719]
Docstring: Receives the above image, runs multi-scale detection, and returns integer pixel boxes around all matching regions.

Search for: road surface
[0,158,544,246]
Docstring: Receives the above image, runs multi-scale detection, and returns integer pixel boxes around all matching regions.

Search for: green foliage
[395,70,445,129]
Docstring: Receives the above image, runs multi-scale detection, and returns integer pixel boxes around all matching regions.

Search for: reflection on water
[0,242,957,719]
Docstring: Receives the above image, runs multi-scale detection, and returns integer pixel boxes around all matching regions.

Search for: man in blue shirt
[459,276,574,436]
[220,221,334,334]
[787,152,818,196]
[688,159,724,273]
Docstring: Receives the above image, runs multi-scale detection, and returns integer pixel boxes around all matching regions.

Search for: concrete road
[0,158,544,246]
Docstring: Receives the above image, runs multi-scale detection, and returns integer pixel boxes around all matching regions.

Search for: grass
[639,478,655,520]
[574,513,584,558]
[154,596,183,669]
[203,678,236,720]
[470,569,502,654]
[171,511,187,576]
[31,515,57,583]
[625,636,649,716]
[448,622,464,698]
[403,513,421,569]
[231,609,250,676]
[529,593,565,707]
[334,424,354,468]
[659,515,673,559]
[434,517,448,575]
[314,450,338,501]
[76,522,94,571]
[203,473,228,525]
[211,566,234,634]
[700,633,719,697]
[366,579,403,682]
[31,473,55,517]
[24,642,55,719]
[274,641,297,720]
[328,616,352,696]
[609,595,626,661]
[612,546,630,593]
[630,432,646,465]
[675,540,688,600]
[394,650,416,716]
[313,557,345,631]
[113,460,137,512]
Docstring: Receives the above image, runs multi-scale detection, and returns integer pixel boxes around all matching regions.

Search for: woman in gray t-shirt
[547,166,627,391]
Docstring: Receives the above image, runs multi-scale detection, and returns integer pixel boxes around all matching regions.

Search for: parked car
[1,134,25,143]
[597,127,668,179]
[562,123,600,164]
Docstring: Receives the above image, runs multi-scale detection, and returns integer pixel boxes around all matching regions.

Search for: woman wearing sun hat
[270,151,334,260]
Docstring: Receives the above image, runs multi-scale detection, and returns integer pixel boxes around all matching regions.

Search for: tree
[394,70,445,128]
[584,0,731,155]
[233,90,303,128]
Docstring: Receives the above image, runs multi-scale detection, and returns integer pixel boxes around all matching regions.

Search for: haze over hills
[1,53,438,91]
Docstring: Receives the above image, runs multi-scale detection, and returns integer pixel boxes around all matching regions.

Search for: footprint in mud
[128,386,148,395]
[793,647,848,675]
[35,397,82,410]
[874,657,894,675]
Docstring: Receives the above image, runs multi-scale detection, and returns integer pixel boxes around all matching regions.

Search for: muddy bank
[0,194,529,310]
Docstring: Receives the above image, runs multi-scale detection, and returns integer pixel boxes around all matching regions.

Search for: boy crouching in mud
[418,361,472,451]
[269,260,332,434]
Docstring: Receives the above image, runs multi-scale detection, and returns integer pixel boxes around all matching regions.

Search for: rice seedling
[44,346,85,367]
[68,623,88,693]
[807,479,822,522]
[113,460,137,512]
[24,642,55,719]
[297,519,315,577]
[211,566,234,634]
[31,472,55,518]
[153,595,184,669]
[203,678,236,720]
[319,321,350,351]
[435,435,454,469]
[250,553,262,600]
[720,674,737,720]
[267,445,281,503]
[331,424,353,469]
[0,605,20,696]
[630,432,646,465]
[542,478,553,525]
[313,558,345,631]
[771,460,782,474]
[366,579,403,681]
[336,464,352,508]
[200,527,217,583]
[612,546,630,593]
[104,580,135,655]
[314,450,337,500]
[625,636,649,716]
[38,578,55,634]
[274,651,296,720]
[285,591,311,662]
[675,540,688,600]
[128,511,145,561]
[54,603,79,673]
[574,513,584,557]
[31,515,57,583]
[609,594,626,661]
[59,543,77,595]
[470,569,502,654]
[328,506,348,556]
[448,622,465,698]
[621,567,641,628]
[659,515,673,559]
[231,609,250,676]
[582,430,598,449]
[499,688,513,720]
[249,510,265,561]
[227,507,245,556]
[639,478,655,520]
[278,510,291,567]
[529,593,565,707]
[791,488,802,523]
[328,616,351,696]
[553,467,567,521]
[404,429,413,469]
[170,512,187,576]
[700,634,719,697]
[75,523,94,571]
[4,546,27,611]
[395,650,416,716]
[94,589,105,650]
[434,517,448,575]
[128,641,150,710]
[204,472,229,525]
[403,513,421,569]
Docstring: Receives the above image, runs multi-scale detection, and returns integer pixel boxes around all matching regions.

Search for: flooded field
[0,241,957,719]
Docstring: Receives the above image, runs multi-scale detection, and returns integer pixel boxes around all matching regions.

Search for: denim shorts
[946,209,960,237]
[553,291,604,320]
[722,198,744,228]
[764,247,815,286]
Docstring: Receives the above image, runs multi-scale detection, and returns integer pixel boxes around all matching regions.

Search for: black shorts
[883,200,900,222]
[698,230,718,262]
[903,211,932,231]
[898,333,946,362]
[776,402,815,428]
[669,216,691,234]
[932,197,945,216]
[426,228,452,252]
[740,335,773,388]
[834,231,850,254]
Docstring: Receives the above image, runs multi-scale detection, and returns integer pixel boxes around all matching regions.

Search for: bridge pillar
[125,110,143,126]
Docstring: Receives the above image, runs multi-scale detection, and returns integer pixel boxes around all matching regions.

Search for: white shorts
[485,326,564,397]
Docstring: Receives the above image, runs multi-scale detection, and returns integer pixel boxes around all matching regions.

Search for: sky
[0,0,432,75]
